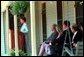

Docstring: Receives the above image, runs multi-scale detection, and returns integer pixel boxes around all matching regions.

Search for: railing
[63,47,74,56]
[62,41,83,56]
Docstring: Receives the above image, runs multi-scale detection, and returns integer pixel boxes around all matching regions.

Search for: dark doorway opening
[42,3,47,41]
[57,1,63,27]
[75,1,83,25]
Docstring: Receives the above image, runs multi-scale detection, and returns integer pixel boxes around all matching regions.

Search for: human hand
[73,43,77,47]
[49,41,52,45]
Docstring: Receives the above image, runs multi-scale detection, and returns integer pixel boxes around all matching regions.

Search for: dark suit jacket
[63,28,73,44]
[54,28,73,47]
[73,31,82,43]
[45,31,58,44]
[49,28,73,55]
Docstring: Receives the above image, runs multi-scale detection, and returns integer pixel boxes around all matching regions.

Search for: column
[30,1,37,56]
[14,15,19,56]
[1,12,5,56]
[6,6,10,56]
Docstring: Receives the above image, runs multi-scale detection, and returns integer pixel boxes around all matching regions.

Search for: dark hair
[63,20,70,26]
[19,16,26,22]
[20,14,24,17]
[72,24,78,31]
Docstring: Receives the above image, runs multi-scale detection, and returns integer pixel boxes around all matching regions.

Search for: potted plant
[9,1,30,30]
[9,1,30,15]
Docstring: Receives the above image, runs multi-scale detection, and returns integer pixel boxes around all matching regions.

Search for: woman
[19,16,28,52]
[39,24,64,56]
[52,25,63,56]
[56,25,63,40]
[20,16,28,33]
[38,24,58,56]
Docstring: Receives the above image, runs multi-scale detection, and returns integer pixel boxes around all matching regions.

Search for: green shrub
[9,1,30,15]
[10,49,15,56]
[10,49,28,56]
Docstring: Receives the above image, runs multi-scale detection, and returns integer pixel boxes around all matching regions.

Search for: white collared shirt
[20,23,28,33]
[72,31,78,43]
[63,27,69,31]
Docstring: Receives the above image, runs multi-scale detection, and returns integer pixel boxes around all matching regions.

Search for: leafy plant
[10,49,15,56]
[10,49,28,56]
[19,50,27,56]
[9,1,30,15]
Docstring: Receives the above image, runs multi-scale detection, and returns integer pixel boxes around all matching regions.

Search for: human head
[63,20,70,30]
[56,25,63,33]
[51,24,57,32]
[19,16,26,24]
[71,24,78,33]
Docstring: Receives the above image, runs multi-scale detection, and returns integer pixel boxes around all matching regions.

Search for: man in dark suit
[55,20,73,56]
[71,24,82,47]
[62,20,73,49]
[71,24,83,54]
[49,20,73,56]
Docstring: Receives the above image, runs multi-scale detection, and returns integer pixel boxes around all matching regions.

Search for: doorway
[57,1,63,27]
[8,7,26,51]
[42,3,47,41]
[75,1,83,25]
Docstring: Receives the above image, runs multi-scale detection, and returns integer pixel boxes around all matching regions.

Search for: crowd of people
[17,15,83,56]
[38,20,83,56]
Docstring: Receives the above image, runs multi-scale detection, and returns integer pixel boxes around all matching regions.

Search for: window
[42,3,47,41]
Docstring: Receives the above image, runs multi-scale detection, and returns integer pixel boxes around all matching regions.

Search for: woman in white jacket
[19,16,29,54]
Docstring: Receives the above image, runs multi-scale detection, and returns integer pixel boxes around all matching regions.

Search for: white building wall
[62,1,76,26]
[46,1,57,38]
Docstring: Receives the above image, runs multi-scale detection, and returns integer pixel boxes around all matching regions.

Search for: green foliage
[19,50,27,56]
[10,49,15,56]
[10,49,28,56]
[10,1,30,15]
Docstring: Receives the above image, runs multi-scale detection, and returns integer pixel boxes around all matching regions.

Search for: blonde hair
[56,25,63,32]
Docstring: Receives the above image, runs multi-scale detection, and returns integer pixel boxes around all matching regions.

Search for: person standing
[19,16,29,53]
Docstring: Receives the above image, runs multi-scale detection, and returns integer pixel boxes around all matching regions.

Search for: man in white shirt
[71,24,82,54]
[71,24,79,47]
